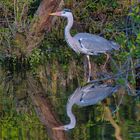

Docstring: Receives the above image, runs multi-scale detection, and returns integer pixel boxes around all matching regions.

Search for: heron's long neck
[64,15,73,42]
[66,103,76,129]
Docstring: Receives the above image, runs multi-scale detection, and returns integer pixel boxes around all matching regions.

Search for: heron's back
[74,33,120,55]
[76,84,120,107]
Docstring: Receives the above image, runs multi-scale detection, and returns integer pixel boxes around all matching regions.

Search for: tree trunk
[26,0,64,55]
[25,1,68,139]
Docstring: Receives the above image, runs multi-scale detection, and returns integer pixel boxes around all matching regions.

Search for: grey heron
[50,9,120,82]
[53,83,120,130]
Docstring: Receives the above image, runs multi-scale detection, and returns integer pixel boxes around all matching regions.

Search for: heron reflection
[53,83,120,130]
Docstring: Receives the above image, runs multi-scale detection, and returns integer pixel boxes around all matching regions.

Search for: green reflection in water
[0,85,49,140]
[0,74,140,140]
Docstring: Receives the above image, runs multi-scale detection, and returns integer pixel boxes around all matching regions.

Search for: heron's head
[49,9,73,18]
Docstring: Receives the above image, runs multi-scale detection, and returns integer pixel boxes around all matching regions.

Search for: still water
[0,65,140,140]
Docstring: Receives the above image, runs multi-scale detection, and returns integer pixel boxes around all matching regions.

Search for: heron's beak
[53,126,65,130]
[49,12,61,16]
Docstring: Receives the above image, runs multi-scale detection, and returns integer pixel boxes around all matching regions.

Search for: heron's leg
[103,53,110,70]
[86,55,92,82]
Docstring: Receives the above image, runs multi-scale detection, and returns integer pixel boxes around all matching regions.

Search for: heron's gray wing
[74,33,119,54]
[78,85,119,107]
[67,87,82,105]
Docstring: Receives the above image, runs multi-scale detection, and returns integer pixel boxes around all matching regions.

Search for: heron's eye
[64,127,69,131]
[65,128,69,131]
[91,85,95,88]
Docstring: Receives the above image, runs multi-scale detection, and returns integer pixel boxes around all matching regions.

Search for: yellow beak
[53,126,65,130]
[49,12,61,16]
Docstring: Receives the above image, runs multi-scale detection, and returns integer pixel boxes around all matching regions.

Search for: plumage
[70,83,119,107]
[74,33,120,55]
[77,84,119,106]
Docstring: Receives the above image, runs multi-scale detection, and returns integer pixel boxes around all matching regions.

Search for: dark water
[1,81,140,140]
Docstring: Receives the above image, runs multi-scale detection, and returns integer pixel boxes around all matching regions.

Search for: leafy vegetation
[0,0,140,139]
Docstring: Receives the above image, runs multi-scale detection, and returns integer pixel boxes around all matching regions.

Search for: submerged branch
[104,106,123,140]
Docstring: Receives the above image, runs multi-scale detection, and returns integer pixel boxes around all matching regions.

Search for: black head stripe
[63,9,71,12]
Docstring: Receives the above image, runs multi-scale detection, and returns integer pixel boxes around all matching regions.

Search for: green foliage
[28,0,41,17]
[117,78,126,85]
[41,39,81,73]
[128,5,140,59]
[1,0,14,10]
[29,48,42,73]
[0,82,49,139]
[1,112,47,139]
[0,1,140,139]
[129,5,140,23]
[86,0,118,11]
